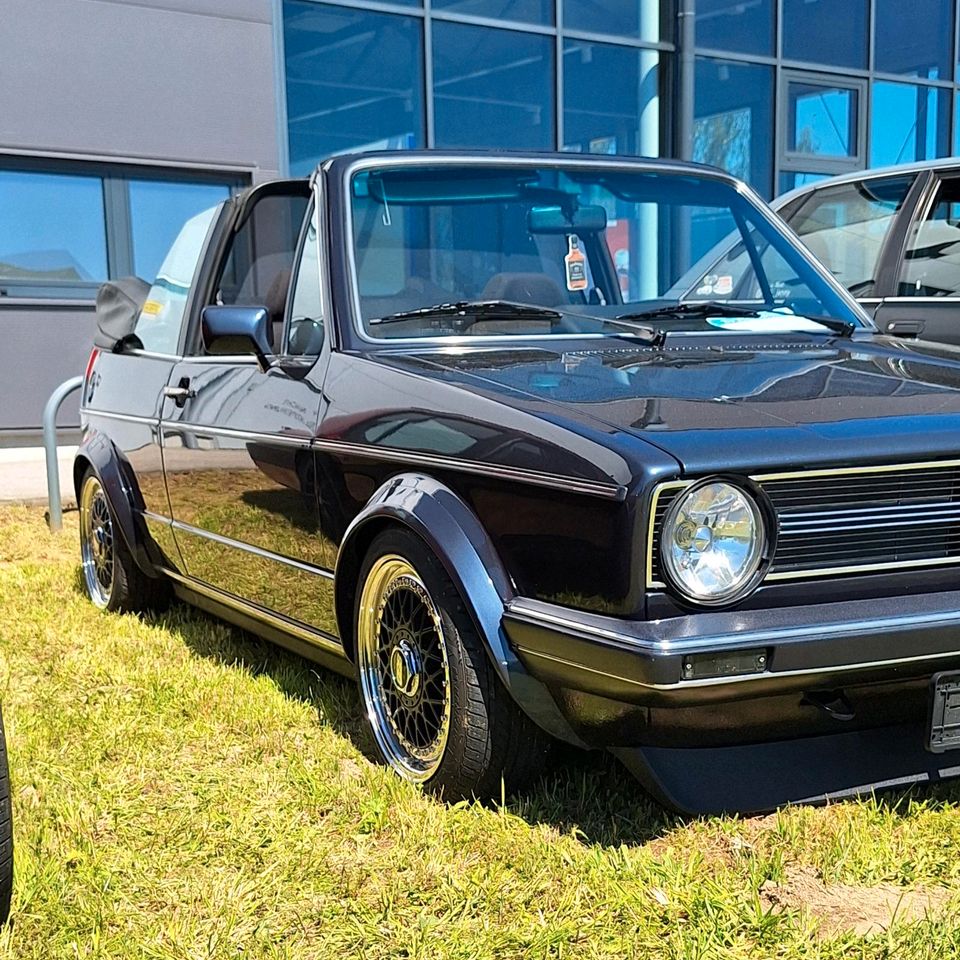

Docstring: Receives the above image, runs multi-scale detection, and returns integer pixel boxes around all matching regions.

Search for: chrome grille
[648,462,960,587]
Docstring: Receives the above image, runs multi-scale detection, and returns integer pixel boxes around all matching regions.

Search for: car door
[160,180,339,639]
[873,169,960,345]
[82,202,225,572]
[778,171,922,324]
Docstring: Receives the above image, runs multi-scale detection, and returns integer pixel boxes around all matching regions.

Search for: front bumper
[503,590,960,813]
[504,588,960,708]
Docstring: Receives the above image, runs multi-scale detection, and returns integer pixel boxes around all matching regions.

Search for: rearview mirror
[201,305,272,370]
[527,204,607,234]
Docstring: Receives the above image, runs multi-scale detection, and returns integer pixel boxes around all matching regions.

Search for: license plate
[929,671,960,753]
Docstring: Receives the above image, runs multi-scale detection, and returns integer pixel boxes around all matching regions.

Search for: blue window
[563,0,664,40]
[695,0,774,57]
[694,58,774,198]
[563,41,660,157]
[0,163,240,298]
[432,0,553,25]
[782,0,868,69]
[433,23,554,150]
[870,82,950,166]
[130,179,231,283]
[787,83,859,158]
[283,1,424,175]
[875,0,953,80]
[0,169,107,291]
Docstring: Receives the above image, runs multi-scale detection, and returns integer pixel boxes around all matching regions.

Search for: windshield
[348,162,861,340]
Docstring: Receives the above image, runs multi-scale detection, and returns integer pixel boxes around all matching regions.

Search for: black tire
[0,708,14,926]
[354,527,551,800]
[78,469,169,614]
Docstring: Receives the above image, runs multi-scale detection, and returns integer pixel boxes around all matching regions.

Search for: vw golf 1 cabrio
[75,151,960,813]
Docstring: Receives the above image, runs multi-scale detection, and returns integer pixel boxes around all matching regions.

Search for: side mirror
[201,305,273,370]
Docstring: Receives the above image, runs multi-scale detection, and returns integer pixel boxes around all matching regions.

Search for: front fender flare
[335,473,584,746]
[74,430,162,578]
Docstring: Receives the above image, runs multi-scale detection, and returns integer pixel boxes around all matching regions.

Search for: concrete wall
[0,0,283,437]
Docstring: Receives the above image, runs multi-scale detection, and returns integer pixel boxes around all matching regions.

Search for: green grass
[2,503,960,957]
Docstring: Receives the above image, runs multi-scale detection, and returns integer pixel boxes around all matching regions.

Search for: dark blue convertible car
[74,151,960,813]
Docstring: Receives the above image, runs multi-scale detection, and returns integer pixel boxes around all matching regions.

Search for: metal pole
[677,0,696,161]
[43,376,83,532]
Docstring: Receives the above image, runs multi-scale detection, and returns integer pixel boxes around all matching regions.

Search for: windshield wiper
[369,298,668,345]
[794,314,857,337]
[616,301,856,338]
[616,301,761,322]
[369,300,562,326]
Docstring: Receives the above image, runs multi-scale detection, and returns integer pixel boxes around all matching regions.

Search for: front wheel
[355,528,550,800]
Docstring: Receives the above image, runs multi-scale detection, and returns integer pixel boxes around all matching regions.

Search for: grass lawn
[2,503,960,957]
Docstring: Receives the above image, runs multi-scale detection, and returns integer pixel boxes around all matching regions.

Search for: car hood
[387,335,960,475]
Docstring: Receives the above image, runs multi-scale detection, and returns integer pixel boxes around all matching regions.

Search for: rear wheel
[355,528,550,800]
[78,470,167,613]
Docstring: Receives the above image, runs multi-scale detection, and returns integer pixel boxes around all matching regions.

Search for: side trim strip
[170,519,334,579]
[308,437,627,501]
[163,569,345,657]
[166,421,627,500]
[164,421,308,448]
[83,409,157,426]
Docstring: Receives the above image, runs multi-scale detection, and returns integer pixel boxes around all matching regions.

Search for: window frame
[0,155,246,302]
[894,168,960,300]
[780,171,923,298]
[778,71,868,183]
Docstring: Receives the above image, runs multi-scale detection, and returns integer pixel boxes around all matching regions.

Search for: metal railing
[43,376,83,531]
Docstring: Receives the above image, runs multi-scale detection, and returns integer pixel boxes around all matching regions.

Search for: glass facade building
[281,0,960,198]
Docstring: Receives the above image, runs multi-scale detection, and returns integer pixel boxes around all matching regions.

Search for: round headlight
[661,480,766,604]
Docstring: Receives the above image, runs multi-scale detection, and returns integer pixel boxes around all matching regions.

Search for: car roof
[774,157,960,208]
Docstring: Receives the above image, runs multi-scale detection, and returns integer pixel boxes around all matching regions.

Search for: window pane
[286,204,325,356]
[349,164,859,337]
[433,24,554,150]
[871,82,950,166]
[783,0,868,69]
[135,205,219,355]
[900,178,960,297]
[694,58,774,198]
[562,41,660,157]
[876,0,953,79]
[0,169,106,286]
[563,0,664,41]
[130,180,231,283]
[784,176,915,296]
[213,192,310,353]
[787,83,858,158]
[283,1,424,175]
[432,0,553,25]
[695,0,774,56]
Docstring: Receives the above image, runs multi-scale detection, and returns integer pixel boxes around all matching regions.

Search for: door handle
[162,378,195,407]
[886,319,925,337]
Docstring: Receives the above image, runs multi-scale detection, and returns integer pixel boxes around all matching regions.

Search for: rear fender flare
[73,431,161,578]
[334,472,584,745]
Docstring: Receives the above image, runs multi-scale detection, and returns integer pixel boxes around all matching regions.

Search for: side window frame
[179,179,312,358]
[783,172,924,299]
[281,197,325,357]
[889,170,960,300]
